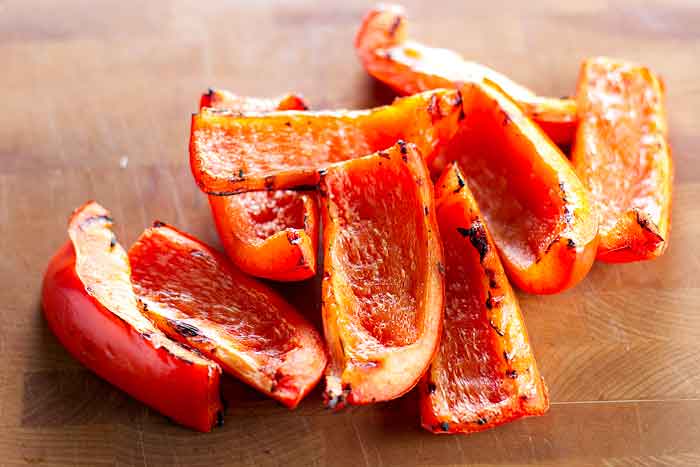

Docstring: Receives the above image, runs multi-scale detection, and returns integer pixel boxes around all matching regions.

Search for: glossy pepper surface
[190,89,462,195]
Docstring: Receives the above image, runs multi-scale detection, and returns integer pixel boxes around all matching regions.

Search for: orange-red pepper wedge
[128,223,327,408]
[190,89,462,195]
[42,202,223,432]
[571,57,672,262]
[355,4,577,146]
[209,190,318,282]
[320,141,444,408]
[420,163,549,434]
[201,91,318,281]
[200,88,309,112]
[437,81,598,294]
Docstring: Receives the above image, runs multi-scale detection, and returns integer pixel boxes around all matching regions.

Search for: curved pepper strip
[420,163,549,434]
[190,89,462,195]
[438,81,598,295]
[571,57,672,262]
[320,141,444,408]
[201,91,318,281]
[41,202,223,432]
[355,4,577,146]
[128,223,327,408]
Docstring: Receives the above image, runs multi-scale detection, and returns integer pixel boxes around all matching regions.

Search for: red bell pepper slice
[420,163,549,434]
[42,202,223,432]
[320,141,444,408]
[129,223,328,408]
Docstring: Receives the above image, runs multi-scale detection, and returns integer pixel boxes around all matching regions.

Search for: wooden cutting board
[2,0,698,465]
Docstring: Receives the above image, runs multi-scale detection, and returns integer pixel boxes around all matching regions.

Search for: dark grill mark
[170,320,201,338]
[456,220,489,262]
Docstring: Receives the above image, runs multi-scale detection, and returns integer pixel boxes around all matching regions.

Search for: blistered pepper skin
[190,89,462,195]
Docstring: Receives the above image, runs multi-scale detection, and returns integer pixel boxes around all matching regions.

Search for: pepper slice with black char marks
[320,141,444,408]
[355,4,578,146]
[437,81,598,294]
[420,163,549,434]
[201,91,318,281]
[128,223,327,408]
[571,57,672,262]
[190,89,462,195]
[41,202,223,432]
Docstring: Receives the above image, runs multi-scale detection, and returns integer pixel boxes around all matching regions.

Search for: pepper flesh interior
[42,201,223,432]
[129,224,327,408]
[190,89,462,195]
[320,141,444,407]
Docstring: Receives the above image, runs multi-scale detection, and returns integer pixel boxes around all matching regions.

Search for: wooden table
[2,0,699,465]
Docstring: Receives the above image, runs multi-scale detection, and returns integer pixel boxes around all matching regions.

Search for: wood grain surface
[2,0,699,465]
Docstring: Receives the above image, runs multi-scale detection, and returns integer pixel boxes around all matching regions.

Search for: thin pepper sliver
[420,163,549,434]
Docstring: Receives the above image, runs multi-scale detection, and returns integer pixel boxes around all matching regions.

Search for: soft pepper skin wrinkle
[420,163,549,434]
[42,202,223,432]
[571,57,672,263]
[435,81,598,295]
[201,91,318,282]
[319,141,444,408]
[190,89,462,195]
[354,3,578,146]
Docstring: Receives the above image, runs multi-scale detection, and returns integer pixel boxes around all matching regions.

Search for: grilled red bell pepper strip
[42,202,223,432]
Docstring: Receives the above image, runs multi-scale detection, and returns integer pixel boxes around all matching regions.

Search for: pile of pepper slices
[42,4,673,434]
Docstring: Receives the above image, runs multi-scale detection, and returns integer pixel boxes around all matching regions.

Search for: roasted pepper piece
[200,88,309,112]
[201,91,318,281]
[421,163,549,434]
[355,4,577,146]
[209,190,318,282]
[438,81,598,294]
[320,141,444,408]
[42,202,223,432]
[571,57,672,262]
[128,223,327,408]
[190,89,462,195]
